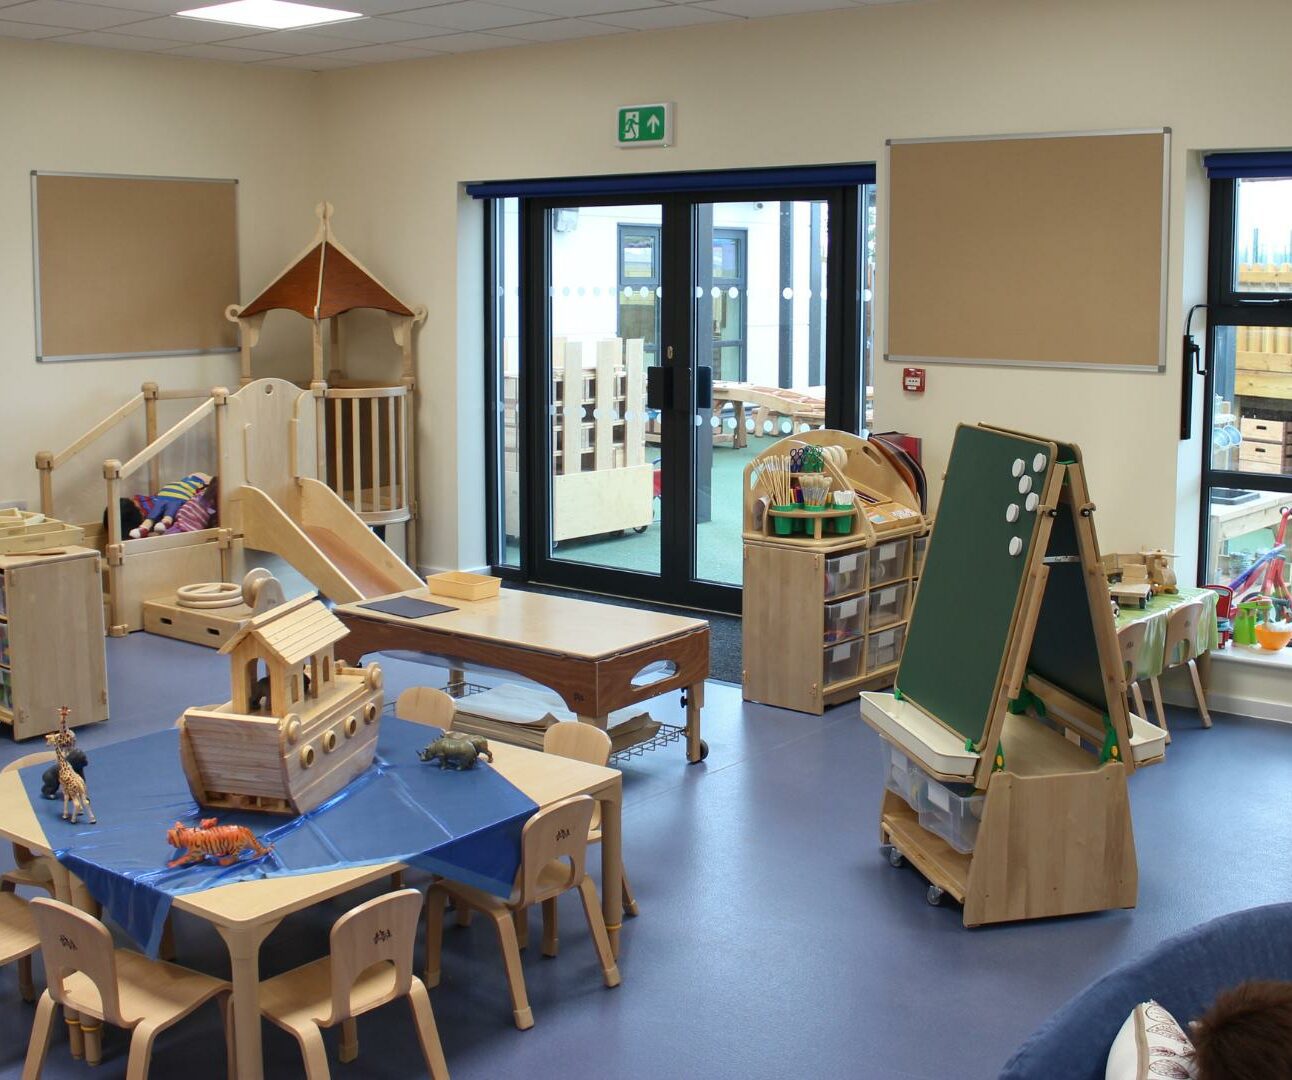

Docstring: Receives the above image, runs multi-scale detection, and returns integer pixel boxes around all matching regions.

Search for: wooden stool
[1164,601,1212,729]
[23,898,232,1079]
[424,796,620,1030]
[258,889,448,1080]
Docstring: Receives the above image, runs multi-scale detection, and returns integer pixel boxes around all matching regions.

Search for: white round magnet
[1025,493,1039,512]
[1008,537,1023,556]
[1033,453,1047,472]
[1017,475,1032,495]
[1006,504,1019,523]
[1011,458,1025,477]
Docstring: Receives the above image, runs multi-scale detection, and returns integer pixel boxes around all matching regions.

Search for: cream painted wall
[0,40,324,523]
[319,0,1292,578]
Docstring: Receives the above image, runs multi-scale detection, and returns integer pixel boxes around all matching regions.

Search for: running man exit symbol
[617,103,673,148]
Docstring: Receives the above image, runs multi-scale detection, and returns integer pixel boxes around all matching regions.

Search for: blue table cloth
[19,719,536,956]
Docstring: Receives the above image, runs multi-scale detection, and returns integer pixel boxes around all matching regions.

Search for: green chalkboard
[1027,442,1111,713]
[896,425,1055,746]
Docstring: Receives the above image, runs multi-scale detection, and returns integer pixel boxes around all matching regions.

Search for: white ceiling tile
[0,0,157,30]
[420,28,526,48]
[53,27,175,47]
[329,0,450,14]
[104,14,260,39]
[257,50,360,65]
[293,14,444,41]
[314,40,439,59]
[69,0,203,14]
[164,38,288,57]
[593,3,736,27]
[492,14,624,38]
[230,26,367,50]
[694,0,850,15]
[386,2,552,31]
[0,16,72,36]
[494,0,660,18]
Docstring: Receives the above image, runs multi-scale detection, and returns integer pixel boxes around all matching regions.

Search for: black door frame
[497,184,864,615]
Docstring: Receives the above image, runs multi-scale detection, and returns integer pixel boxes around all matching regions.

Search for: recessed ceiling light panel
[175,0,362,30]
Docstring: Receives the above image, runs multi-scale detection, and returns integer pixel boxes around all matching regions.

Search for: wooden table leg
[598,778,623,959]
[577,713,610,732]
[685,681,704,764]
[1196,648,1212,691]
[215,920,280,1080]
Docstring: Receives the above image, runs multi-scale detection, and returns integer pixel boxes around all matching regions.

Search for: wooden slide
[233,479,421,604]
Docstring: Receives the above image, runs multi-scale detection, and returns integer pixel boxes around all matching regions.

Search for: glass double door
[520,189,859,612]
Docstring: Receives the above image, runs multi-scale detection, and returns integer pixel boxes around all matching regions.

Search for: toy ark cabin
[177,592,384,815]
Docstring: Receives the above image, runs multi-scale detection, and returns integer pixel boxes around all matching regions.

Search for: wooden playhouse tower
[226,203,427,561]
[177,592,385,815]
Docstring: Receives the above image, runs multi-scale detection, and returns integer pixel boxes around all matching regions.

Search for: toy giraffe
[45,707,95,825]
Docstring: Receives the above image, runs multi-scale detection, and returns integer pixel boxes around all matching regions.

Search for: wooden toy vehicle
[177,592,384,816]
[1102,550,1178,596]
[1109,580,1152,610]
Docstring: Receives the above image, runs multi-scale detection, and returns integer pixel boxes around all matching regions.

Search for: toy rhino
[418,733,492,770]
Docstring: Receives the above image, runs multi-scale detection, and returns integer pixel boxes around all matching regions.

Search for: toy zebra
[45,708,95,825]
[166,818,272,867]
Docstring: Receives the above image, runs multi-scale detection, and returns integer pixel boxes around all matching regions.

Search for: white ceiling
[0,0,909,69]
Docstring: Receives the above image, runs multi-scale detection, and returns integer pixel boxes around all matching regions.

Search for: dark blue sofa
[999,903,1292,1079]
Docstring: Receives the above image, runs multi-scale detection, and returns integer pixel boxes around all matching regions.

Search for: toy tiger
[166,818,272,868]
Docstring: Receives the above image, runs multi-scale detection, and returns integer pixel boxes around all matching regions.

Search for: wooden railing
[34,382,211,521]
[322,383,412,527]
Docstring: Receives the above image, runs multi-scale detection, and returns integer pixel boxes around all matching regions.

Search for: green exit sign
[617,103,673,148]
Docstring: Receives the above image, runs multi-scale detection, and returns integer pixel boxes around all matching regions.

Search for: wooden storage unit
[741,430,928,715]
[0,547,108,740]
[503,336,654,543]
[744,532,921,714]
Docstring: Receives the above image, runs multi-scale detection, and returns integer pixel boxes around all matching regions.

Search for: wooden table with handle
[0,740,622,1080]
[334,587,711,763]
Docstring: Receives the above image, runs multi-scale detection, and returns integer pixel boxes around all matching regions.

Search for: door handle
[646,365,673,411]
[695,365,713,410]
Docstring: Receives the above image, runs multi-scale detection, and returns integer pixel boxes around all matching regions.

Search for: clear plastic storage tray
[867,581,909,630]
[824,597,865,645]
[878,739,925,809]
[823,637,863,686]
[865,624,906,674]
[914,776,985,854]
[913,535,928,578]
[824,551,867,599]
[870,537,910,586]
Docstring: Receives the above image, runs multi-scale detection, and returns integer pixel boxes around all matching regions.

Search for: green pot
[772,505,797,535]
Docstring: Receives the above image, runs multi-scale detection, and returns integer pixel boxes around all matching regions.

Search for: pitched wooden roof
[233,204,414,321]
[220,593,348,666]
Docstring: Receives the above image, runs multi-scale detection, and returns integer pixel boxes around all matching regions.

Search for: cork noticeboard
[32,172,239,362]
[885,130,1169,371]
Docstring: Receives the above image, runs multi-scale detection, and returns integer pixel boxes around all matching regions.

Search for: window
[710,228,746,382]
[616,224,660,362]
[1202,165,1292,598]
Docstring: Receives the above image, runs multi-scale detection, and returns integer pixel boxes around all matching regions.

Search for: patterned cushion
[1106,1001,1194,1079]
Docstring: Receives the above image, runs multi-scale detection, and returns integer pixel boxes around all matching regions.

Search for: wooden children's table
[333,587,711,763]
[0,739,622,1080]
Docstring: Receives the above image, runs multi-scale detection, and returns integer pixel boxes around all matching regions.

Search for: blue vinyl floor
[1,632,1290,1079]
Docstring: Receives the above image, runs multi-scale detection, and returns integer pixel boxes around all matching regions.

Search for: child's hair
[1191,980,1292,1080]
[103,497,143,536]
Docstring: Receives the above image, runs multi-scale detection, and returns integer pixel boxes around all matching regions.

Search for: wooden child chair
[0,890,40,1006]
[423,796,620,1031]
[1116,622,1168,743]
[22,897,233,1078]
[1,755,58,897]
[395,686,456,728]
[1163,600,1212,729]
[258,888,448,1080]
[542,723,639,918]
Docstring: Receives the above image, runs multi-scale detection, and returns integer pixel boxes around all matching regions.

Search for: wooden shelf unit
[743,528,923,713]
[0,547,108,740]
[503,336,654,543]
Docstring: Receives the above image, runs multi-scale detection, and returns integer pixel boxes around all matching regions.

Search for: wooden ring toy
[177,582,243,609]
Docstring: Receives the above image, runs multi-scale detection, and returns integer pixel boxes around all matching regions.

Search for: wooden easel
[861,424,1165,927]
